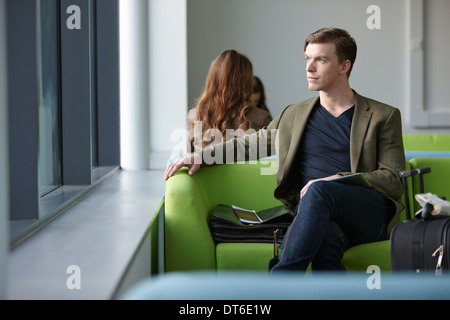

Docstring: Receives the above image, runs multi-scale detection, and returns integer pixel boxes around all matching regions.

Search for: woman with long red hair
[187,50,270,151]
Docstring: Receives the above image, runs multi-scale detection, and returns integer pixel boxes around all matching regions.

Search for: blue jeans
[270,180,395,273]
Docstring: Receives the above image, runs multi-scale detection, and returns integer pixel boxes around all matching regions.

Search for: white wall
[119,0,150,170]
[120,0,188,170]
[186,0,450,133]
[424,0,450,113]
[148,0,188,169]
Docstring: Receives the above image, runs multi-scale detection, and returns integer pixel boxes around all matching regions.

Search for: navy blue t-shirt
[295,101,354,190]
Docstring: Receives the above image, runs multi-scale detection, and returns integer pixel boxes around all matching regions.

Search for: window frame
[7,0,120,246]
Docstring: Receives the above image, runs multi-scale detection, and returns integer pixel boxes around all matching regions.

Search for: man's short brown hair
[304,28,357,78]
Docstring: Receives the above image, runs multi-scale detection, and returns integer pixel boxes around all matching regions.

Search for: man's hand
[299,174,343,199]
[164,153,202,181]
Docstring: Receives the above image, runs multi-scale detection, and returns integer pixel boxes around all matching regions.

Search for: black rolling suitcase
[390,167,450,275]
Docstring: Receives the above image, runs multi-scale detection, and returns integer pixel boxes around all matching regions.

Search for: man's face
[304,42,347,92]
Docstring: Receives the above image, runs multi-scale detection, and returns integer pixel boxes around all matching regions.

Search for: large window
[7,0,120,246]
[37,0,61,196]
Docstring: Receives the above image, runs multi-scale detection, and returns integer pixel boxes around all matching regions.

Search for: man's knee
[299,181,339,215]
[304,180,332,199]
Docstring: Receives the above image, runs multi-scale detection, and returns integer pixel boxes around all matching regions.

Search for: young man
[164,28,405,272]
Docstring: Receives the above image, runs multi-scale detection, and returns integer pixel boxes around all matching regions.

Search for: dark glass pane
[37,0,61,196]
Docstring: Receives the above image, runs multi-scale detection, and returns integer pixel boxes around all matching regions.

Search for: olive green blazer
[201,91,406,227]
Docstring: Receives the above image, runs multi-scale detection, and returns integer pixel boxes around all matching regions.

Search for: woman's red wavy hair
[194,50,253,142]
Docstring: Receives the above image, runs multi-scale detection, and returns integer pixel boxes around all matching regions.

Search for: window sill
[8,168,165,299]
[10,166,119,248]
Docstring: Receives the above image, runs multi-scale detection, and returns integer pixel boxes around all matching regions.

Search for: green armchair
[164,137,450,273]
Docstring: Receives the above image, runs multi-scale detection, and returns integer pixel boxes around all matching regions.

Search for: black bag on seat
[209,204,294,243]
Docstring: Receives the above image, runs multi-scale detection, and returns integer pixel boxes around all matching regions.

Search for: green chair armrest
[165,168,217,272]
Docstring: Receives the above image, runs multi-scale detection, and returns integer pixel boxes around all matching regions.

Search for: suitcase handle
[399,167,431,220]
[399,167,431,178]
